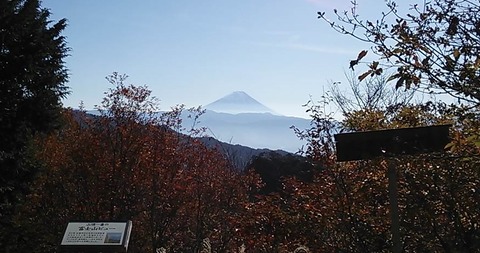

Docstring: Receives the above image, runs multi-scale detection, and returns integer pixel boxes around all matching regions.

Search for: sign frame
[60,221,132,253]
[334,124,451,161]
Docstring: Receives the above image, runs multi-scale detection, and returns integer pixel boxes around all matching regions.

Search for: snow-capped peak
[205,91,278,115]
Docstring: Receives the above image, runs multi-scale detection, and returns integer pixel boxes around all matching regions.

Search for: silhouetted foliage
[319,0,480,104]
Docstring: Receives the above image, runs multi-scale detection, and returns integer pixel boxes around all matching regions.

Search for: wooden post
[388,160,401,253]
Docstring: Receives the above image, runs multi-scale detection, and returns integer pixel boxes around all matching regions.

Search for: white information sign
[61,222,131,246]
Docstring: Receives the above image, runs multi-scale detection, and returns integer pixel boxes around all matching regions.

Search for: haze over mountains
[182,91,311,153]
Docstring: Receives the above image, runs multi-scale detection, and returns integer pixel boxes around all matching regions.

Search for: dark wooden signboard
[334,124,451,161]
[60,221,132,253]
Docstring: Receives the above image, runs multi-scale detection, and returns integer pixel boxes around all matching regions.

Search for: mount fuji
[205,91,278,115]
[182,91,311,153]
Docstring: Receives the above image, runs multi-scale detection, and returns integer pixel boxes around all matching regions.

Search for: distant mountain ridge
[205,91,278,115]
[199,136,291,170]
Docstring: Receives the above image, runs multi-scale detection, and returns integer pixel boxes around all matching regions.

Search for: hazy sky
[41,0,404,118]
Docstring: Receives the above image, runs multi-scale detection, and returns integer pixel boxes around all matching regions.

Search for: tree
[318,0,480,104]
[0,0,68,250]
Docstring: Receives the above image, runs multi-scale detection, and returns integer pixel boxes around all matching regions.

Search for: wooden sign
[334,124,451,162]
[60,221,132,252]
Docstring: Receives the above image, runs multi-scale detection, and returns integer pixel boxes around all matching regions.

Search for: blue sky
[42,0,396,118]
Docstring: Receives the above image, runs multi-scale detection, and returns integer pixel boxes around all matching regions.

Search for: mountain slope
[182,110,310,153]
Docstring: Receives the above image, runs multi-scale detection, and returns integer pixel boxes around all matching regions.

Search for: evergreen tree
[0,0,68,249]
